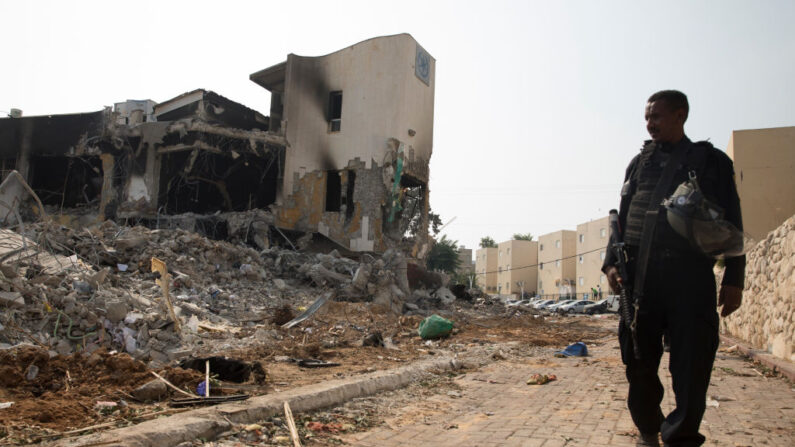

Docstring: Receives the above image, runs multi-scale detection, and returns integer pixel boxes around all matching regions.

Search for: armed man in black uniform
[602,90,746,447]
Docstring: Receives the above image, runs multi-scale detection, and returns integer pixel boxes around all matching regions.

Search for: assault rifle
[608,209,641,360]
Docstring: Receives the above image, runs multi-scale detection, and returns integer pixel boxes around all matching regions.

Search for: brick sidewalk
[343,336,795,446]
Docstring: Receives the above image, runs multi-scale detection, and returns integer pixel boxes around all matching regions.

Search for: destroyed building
[0,33,435,257]
[250,33,436,256]
[0,89,286,236]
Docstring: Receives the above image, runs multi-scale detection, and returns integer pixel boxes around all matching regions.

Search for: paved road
[343,333,795,447]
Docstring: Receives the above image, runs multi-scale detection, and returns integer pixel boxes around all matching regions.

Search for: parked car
[532,299,556,310]
[546,300,576,312]
[557,300,592,314]
[583,298,609,314]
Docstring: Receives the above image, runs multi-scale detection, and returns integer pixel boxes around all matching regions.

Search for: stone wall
[720,214,795,362]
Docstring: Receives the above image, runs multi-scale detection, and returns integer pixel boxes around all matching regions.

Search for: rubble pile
[0,219,495,368]
[721,213,795,361]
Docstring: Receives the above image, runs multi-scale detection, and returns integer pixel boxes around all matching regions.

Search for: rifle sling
[632,142,690,303]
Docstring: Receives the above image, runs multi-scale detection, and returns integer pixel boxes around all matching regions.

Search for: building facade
[496,239,538,298]
[727,126,795,242]
[250,33,436,255]
[475,247,498,293]
[575,216,609,299]
[457,247,474,275]
[537,230,576,298]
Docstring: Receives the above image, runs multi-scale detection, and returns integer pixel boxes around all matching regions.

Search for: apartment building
[457,247,475,274]
[727,126,795,242]
[475,247,498,293]
[575,216,609,299]
[537,230,576,298]
[496,240,538,297]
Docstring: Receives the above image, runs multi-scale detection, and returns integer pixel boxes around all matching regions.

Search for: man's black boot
[636,432,660,446]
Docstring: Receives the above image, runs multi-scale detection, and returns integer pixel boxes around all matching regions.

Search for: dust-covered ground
[0,306,612,445]
[181,315,614,447]
[0,218,612,445]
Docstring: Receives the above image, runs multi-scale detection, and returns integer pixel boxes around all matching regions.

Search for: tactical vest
[622,140,714,253]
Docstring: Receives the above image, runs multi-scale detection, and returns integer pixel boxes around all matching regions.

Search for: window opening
[343,170,356,219]
[329,91,342,132]
[325,171,342,211]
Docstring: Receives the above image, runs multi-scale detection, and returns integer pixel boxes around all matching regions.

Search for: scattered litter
[418,314,454,339]
[297,358,341,368]
[306,421,344,433]
[282,292,332,329]
[196,380,208,397]
[527,373,557,385]
[170,394,250,407]
[0,402,13,409]
[362,331,384,347]
[25,364,39,381]
[116,263,129,272]
[706,398,720,408]
[554,342,589,357]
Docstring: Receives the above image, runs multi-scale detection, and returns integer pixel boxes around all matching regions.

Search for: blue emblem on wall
[415,45,431,85]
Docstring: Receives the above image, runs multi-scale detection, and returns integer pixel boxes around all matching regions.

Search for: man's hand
[718,285,743,317]
[605,266,622,293]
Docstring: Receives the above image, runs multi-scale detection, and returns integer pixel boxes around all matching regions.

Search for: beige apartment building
[496,240,538,297]
[727,126,795,242]
[537,230,576,298]
[575,216,609,299]
[475,247,498,293]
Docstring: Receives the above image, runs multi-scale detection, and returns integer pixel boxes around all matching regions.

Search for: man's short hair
[648,90,689,121]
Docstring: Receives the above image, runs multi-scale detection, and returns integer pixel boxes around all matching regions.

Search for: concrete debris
[0,219,497,370]
[131,379,169,402]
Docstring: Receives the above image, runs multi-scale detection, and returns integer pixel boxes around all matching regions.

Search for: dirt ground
[0,302,611,445]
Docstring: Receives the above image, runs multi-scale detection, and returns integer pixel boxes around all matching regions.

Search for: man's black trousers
[619,250,719,447]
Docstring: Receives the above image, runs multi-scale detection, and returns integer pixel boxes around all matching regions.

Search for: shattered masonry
[0,33,435,256]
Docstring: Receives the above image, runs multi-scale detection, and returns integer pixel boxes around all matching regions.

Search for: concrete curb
[720,334,795,382]
[54,356,460,447]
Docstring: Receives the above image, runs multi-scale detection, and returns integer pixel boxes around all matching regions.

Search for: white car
[546,300,576,312]
[533,299,556,309]
[557,300,593,314]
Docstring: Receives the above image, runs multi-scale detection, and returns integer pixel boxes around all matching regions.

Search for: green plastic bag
[418,314,454,339]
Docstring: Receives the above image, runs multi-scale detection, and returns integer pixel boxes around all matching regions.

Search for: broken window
[328,91,342,132]
[159,150,280,214]
[29,156,103,209]
[345,170,355,219]
[399,175,427,237]
[325,171,341,212]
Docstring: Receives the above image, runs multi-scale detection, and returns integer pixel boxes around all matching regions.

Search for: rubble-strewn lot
[0,220,609,445]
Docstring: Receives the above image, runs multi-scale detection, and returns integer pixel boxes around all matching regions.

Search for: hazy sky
[2,1,793,252]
